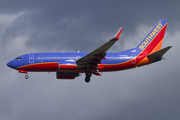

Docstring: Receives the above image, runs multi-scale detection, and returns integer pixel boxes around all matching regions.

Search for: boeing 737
[7,19,171,83]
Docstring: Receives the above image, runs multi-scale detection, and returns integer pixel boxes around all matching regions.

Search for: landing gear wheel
[85,69,92,83]
[25,75,29,79]
[85,77,90,83]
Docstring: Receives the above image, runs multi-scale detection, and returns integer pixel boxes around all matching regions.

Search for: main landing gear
[85,69,92,83]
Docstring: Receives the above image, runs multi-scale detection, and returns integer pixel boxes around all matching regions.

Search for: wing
[76,27,123,68]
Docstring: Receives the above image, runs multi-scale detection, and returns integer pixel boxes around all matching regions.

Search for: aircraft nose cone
[7,61,15,69]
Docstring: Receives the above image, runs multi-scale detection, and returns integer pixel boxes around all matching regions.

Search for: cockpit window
[15,57,22,60]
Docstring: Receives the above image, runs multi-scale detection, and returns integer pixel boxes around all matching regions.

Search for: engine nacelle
[59,60,77,70]
[56,72,79,79]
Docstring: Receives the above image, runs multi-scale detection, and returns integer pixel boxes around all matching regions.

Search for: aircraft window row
[35,57,79,60]
[35,57,128,60]
[15,57,22,60]
[106,57,129,60]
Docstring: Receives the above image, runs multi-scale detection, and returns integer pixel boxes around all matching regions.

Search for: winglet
[112,27,123,40]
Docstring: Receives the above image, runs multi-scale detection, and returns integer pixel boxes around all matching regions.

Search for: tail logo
[139,22,163,50]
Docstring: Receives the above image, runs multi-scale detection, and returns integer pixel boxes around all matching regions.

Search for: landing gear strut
[85,69,92,83]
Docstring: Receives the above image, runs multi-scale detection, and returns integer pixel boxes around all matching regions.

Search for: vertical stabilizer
[137,19,168,55]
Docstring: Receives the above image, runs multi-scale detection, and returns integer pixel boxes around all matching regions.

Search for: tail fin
[137,19,168,55]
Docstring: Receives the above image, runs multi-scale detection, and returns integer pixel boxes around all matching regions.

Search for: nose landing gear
[25,75,29,79]
[18,70,29,79]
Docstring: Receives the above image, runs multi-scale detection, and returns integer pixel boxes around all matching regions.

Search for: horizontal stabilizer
[147,46,172,58]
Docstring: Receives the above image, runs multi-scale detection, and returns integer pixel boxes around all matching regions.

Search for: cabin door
[29,54,34,63]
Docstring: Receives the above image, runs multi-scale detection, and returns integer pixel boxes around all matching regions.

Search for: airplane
[7,19,171,83]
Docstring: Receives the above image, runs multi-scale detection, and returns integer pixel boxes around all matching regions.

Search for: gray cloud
[1,0,180,52]
[1,0,180,120]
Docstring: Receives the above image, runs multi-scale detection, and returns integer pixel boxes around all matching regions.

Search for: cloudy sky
[1,0,180,120]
